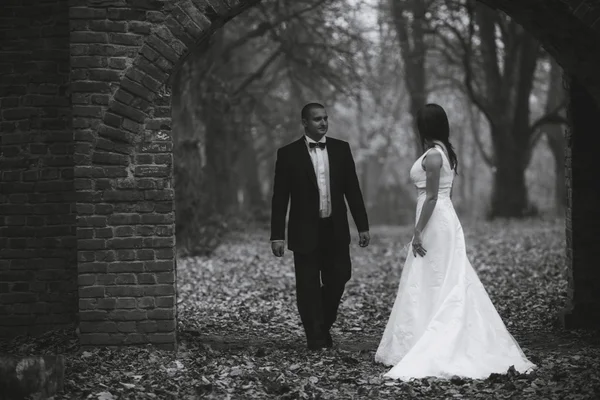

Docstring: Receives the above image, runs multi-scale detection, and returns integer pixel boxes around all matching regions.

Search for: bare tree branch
[427,80,462,93]
[466,100,495,167]
[390,0,412,58]
[528,99,568,139]
[278,45,354,95]
[474,2,502,100]
[447,2,495,126]
[219,0,330,61]
[525,112,568,166]
[232,47,283,95]
[429,28,462,65]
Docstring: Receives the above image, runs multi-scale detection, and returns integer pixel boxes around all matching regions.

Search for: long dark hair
[416,103,459,174]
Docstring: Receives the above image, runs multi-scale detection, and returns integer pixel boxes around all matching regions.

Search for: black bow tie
[309,142,326,149]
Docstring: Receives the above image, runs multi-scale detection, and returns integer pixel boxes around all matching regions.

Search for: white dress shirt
[305,135,331,218]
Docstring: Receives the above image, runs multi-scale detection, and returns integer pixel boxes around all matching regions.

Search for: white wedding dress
[374,145,536,381]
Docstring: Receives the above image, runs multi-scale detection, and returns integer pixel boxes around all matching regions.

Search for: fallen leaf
[120,382,135,389]
[96,392,115,400]
[1,220,599,400]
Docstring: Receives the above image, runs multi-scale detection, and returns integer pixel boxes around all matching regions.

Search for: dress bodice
[409,145,455,198]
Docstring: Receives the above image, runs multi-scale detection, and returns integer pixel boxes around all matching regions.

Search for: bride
[374,103,536,381]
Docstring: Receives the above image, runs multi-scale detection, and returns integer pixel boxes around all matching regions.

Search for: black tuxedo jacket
[270,136,369,253]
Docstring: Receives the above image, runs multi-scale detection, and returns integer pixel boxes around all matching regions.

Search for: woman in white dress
[374,103,536,381]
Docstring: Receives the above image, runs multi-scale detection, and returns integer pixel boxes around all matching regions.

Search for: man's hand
[358,231,370,247]
[271,240,285,257]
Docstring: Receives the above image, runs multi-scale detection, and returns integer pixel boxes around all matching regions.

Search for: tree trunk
[462,5,541,219]
[455,111,467,213]
[200,27,243,217]
[546,125,566,215]
[490,125,531,218]
[365,154,387,221]
[390,0,428,159]
[490,160,530,218]
[468,134,477,216]
[355,94,369,203]
[545,57,567,215]
[203,100,239,216]
[239,111,266,218]
[488,131,535,219]
[243,150,266,215]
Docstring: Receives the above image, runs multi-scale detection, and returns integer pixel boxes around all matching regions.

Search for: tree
[432,0,567,218]
[389,0,429,158]
[351,1,408,210]
[542,57,568,215]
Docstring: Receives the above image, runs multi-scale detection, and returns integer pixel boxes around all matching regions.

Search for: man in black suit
[270,102,370,350]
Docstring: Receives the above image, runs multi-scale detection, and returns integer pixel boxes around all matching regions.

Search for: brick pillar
[0,0,77,338]
[560,75,600,329]
[71,5,178,350]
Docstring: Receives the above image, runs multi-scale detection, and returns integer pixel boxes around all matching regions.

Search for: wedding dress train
[374,146,536,381]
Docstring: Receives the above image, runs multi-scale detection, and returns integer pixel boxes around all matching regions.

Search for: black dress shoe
[325,331,333,348]
[307,338,328,350]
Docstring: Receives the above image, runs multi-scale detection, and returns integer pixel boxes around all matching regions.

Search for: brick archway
[71,0,262,349]
[1,0,600,348]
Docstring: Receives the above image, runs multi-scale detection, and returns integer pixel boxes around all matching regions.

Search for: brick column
[0,0,77,338]
[70,5,179,349]
[70,0,261,350]
[560,75,600,329]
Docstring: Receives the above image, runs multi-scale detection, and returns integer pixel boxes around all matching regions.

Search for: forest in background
[170,0,568,255]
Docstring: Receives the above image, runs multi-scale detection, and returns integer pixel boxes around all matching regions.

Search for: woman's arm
[414,150,442,235]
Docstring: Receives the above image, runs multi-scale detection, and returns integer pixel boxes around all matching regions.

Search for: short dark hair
[301,103,325,121]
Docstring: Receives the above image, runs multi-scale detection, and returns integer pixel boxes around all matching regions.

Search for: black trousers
[292,217,351,343]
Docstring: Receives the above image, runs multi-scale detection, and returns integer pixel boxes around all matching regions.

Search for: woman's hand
[411,231,427,257]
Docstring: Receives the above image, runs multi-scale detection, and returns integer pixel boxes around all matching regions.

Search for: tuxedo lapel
[326,139,340,192]
[296,137,318,189]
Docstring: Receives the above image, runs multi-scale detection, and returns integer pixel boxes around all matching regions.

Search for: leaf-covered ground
[2,218,600,399]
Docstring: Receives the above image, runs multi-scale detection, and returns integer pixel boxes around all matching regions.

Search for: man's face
[302,107,328,137]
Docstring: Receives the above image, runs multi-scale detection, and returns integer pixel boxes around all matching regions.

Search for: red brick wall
[0,0,77,337]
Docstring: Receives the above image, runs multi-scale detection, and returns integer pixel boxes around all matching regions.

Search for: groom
[270,102,370,350]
